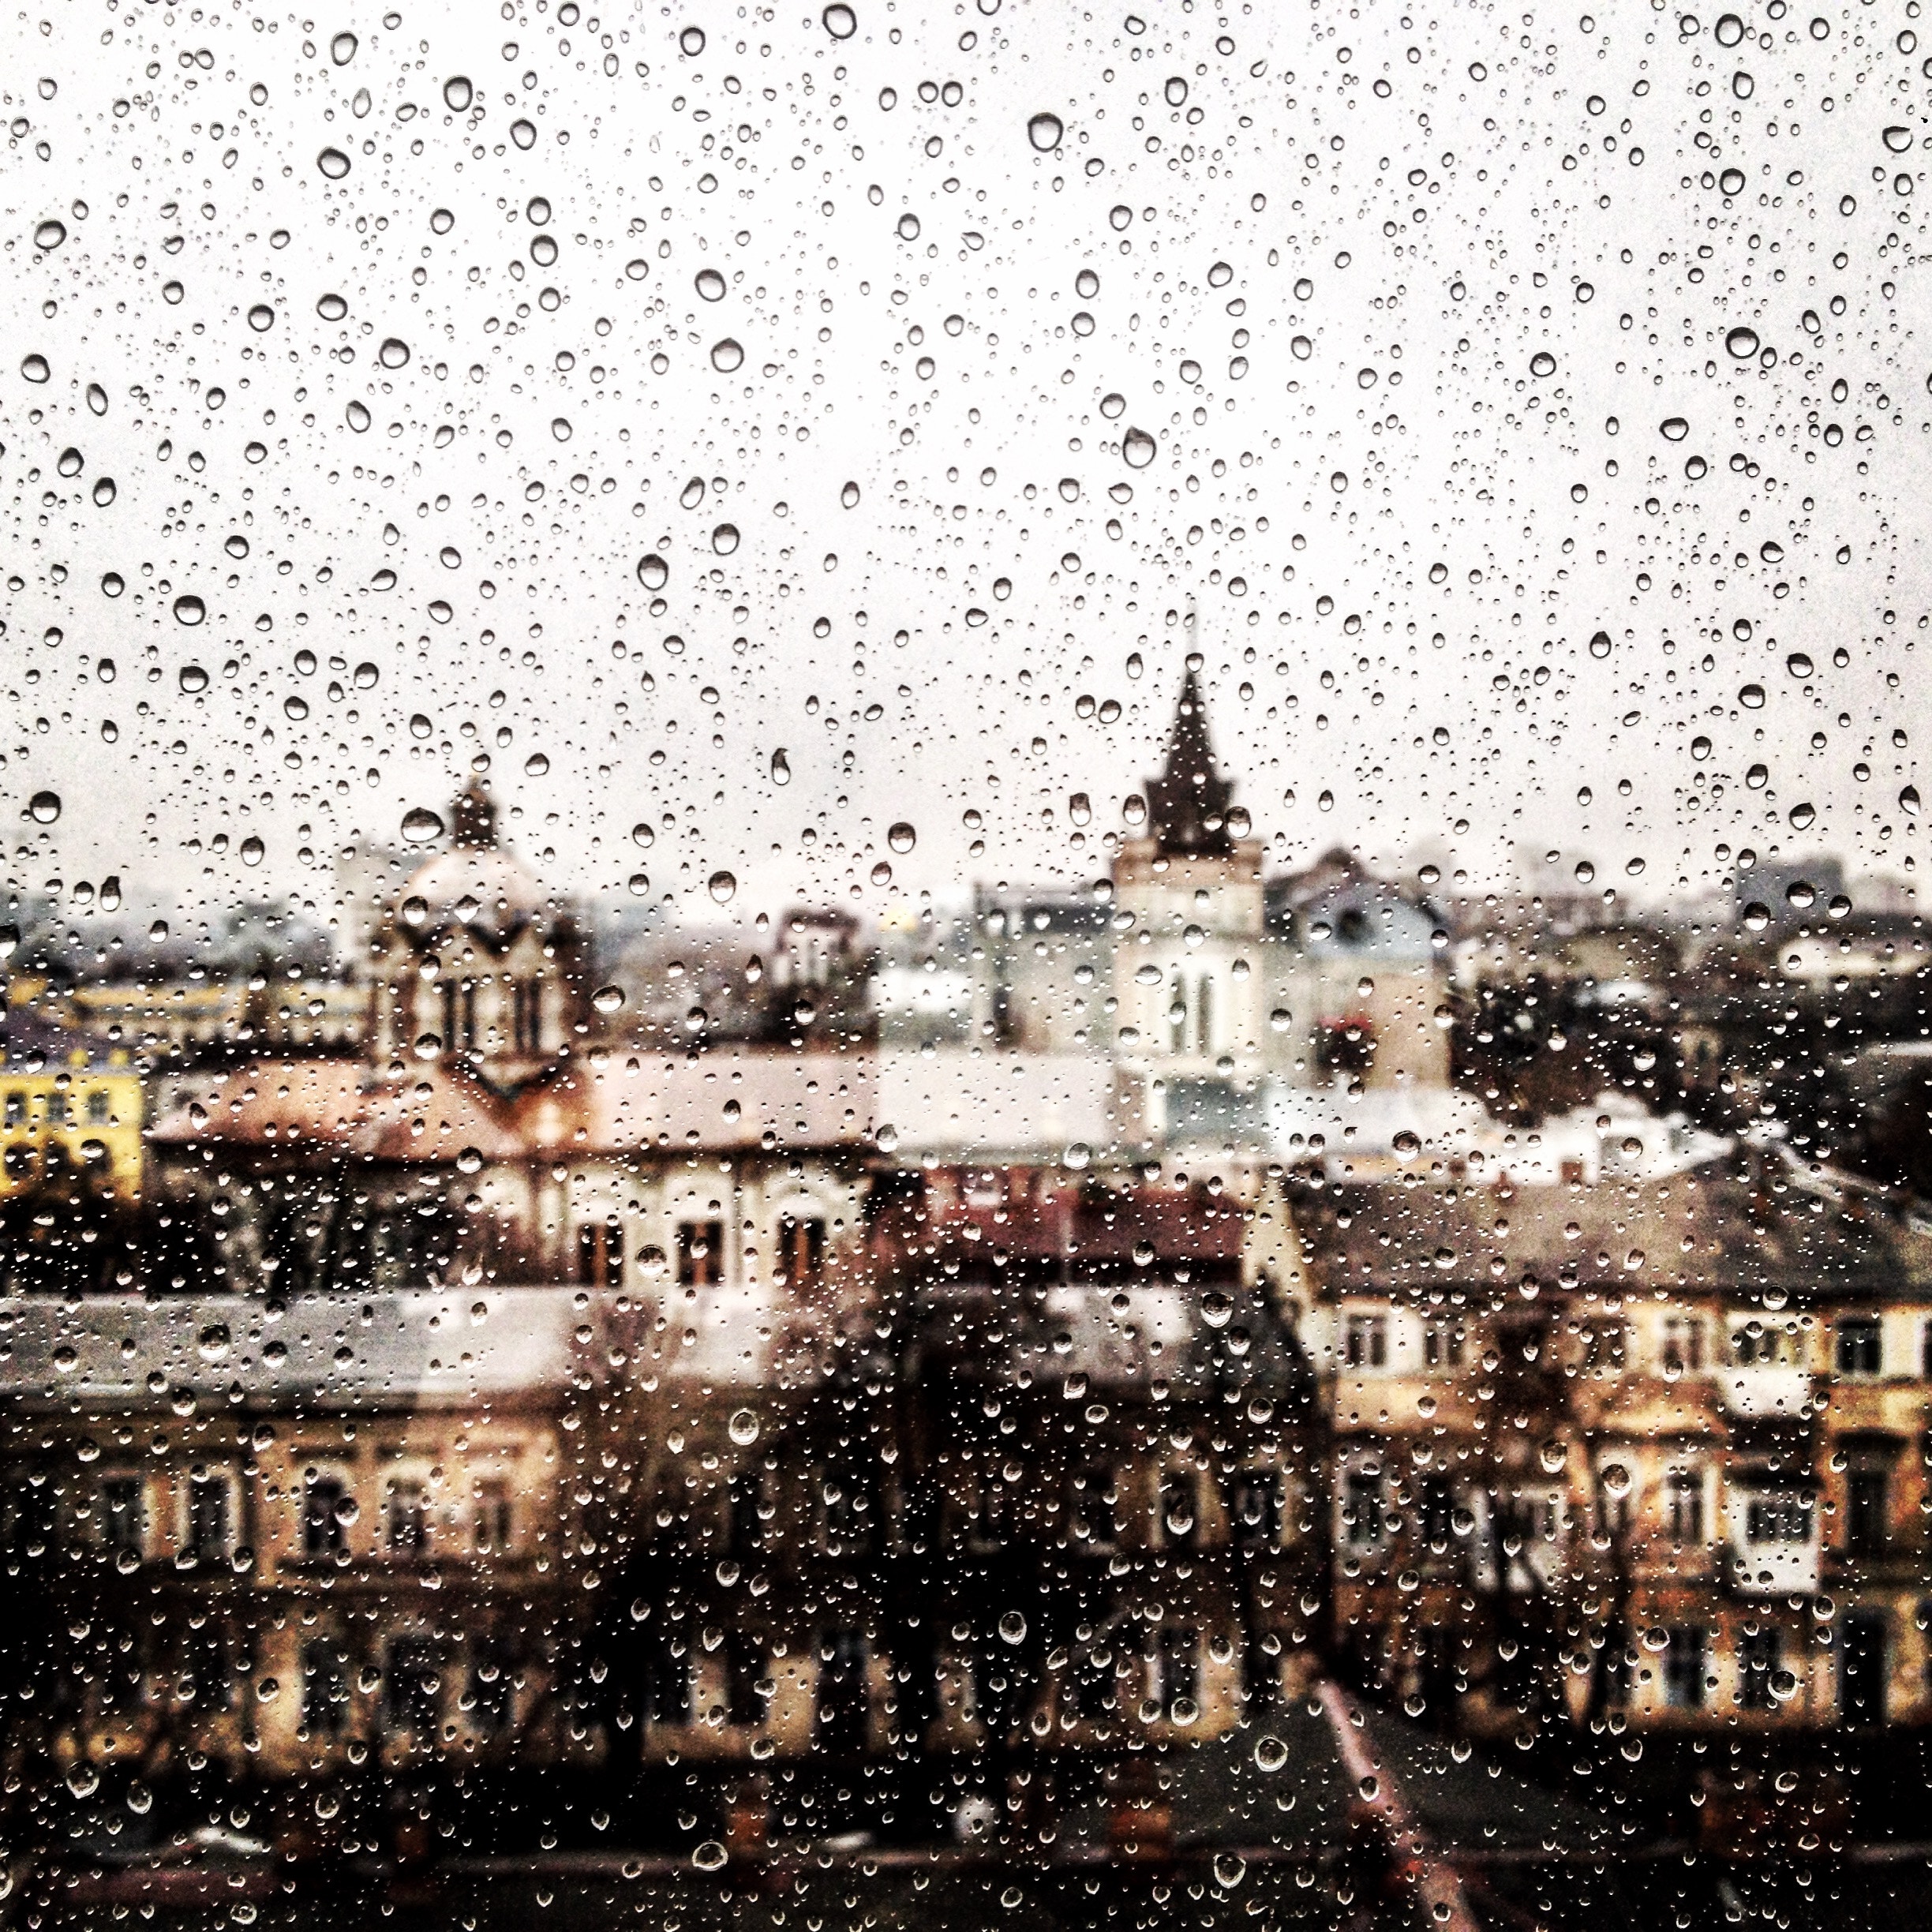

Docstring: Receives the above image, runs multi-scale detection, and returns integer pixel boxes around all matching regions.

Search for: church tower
[1111,661,1265,1080]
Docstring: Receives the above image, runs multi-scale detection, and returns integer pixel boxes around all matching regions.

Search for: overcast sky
[2,0,1928,942]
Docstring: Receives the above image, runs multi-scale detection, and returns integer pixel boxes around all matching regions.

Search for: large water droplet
[21,354,49,383]
[822,3,857,38]
[173,594,206,625]
[708,870,737,902]
[888,821,916,853]
[331,30,358,63]
[240,835,264,867]
[443,75,473,110]
[379,337,410,368]
[1027,111,1063,152]
[1786,653,1814,680]
[33,219,66,251]
[710,338,744,373]
[695,268,726,301]
[638,555,668,590]
[1738,683,1765,709]
[592,984,625,1014]
[711,523,739,555]
[1725,324,1760,358]
[1529,350,1556,378]
[57,447,82,477]
[691,1842,728,1873]
[770,749,791,785]
[728,1408,760,1447]
[896,212,921,241]
[1254,1735,1289,1773]
[998,1611,1027,1646]
[28,791,61,825]
[1661,417,1688,441]
[346,400,372,432]
[1121,426,1156,468]
[178,665,209,694]
[317,147,351,179]
[841,480,860,507]
[679,25,706,55]
[402,807,445,844]
[246,303,275,332]
[1901,785,1921,817]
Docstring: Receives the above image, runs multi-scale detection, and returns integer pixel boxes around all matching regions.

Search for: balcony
[1717,1367,1814,1421]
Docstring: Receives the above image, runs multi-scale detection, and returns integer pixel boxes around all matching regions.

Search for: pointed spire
[1145,665,1236,856]
[450,776,499,849]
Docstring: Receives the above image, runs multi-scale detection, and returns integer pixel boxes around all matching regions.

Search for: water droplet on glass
[1122,427,1156,468]
[240,836,264,867]
[317,147,351,179]
[1164,76,1189,105]
[57,447,81,477]
[1254,1735,1289,1773]
[21,354,49,383]
[1027,111,1063,152]
[1212,1854,1246,1890]
[695,268,726,301]
[1720,167,1746,195]
[172,594,206,625]
[728,1408,761,1447]
[1901,785,1921,816]
[708,870,737,903]
[896,213,921,241]
[1786,653,1814,680]
[998,1611,1027,1646]
[443,75,473,110]
[402,807,445,844]
[379,337,410,368]
[710,338,744,373]
[638,555,668,590]
[1725,324,1760,358]
[691,1841,728,1873]
[888,822,916,854]
[346,400,372,432]
[246,303,275,332]
[1530,350,1556,378]
[510,118,536,148]
[27,791,60,825]
[33,219,65,250]
[770,750,791,785]
[822,3,857,39]
[711,523,739,555]
[525,753,549,777]
[1883,124,1915,155]
[679,25,706,55]
[551,417,572,441]
[331,30,358,63]
[1661,417,1689,441]
[592,984,625,1015]
[1739,683,1765,709]
[1788,801,1815,830]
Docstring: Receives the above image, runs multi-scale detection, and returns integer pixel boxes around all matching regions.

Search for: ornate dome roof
[395,781,549,942]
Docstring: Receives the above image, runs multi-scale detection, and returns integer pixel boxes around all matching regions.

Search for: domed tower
[367,780,584,1088]
[1112,664,1265,1076]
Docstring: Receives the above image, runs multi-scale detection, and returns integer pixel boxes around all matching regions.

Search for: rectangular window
[1581,1321,1627,1373]
[85,1088,111,1125]
[99,1474,144,1562]
[45,1089,67,1125]
[1666,1470,1706,1545]
[304,1473,349,1560]
[1342,1468,1384,1547]
[777,1213,826,1289]
[1418,1475,1455,1549]
[1343,1313,1388,1369]
[2,1092,22,1127]
[1837,1317,1883,1377]
[1738,1628,1780,1712]
[301,1640,349,1739]
[474,1478,512,1557]
[385,1477,429,1559]
[676,1219,724,1288]
[575,1218,625,1287]
[1847,1468,1889,1555]
[386,1638,443,1736]
[1664,1627,1709,1710]
[1069,1465,1118,1548]
[1744,1491,1813,1544]
[1230,1469,1281,1551]
[187,1474,231,1565]
[183,1619,234,1713]
[726,1468,769,1556]
[1422,1316,1465,1368]
[1661,1316,1705,1374]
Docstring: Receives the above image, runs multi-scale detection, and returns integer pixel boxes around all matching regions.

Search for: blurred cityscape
[2,672,1930,1926]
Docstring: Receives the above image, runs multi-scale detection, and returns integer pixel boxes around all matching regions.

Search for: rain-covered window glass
[11,0,1932,1919]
